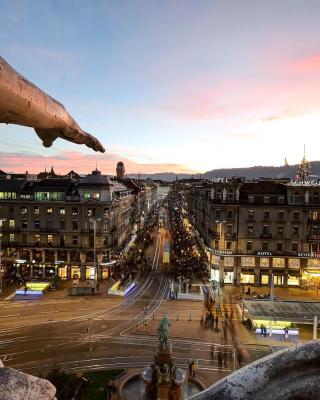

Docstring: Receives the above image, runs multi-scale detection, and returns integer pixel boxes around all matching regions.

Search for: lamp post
[90,217,101,283]
[0,219,7,295]
[214,220,227,284]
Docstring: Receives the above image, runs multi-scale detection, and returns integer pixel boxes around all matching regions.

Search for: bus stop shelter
[243,299,320,336]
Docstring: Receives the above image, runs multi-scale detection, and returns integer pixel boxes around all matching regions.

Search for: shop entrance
[273,274,284,286]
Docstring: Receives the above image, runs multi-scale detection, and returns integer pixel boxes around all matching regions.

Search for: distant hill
[129,161,320,182]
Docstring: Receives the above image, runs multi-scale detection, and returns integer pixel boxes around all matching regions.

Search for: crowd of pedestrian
[167,191,209,283]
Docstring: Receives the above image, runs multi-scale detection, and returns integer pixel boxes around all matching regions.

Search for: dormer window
[227,189,234,200]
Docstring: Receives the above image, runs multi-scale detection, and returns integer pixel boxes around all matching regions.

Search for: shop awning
[304,269,320,275]
[288,270,302,277]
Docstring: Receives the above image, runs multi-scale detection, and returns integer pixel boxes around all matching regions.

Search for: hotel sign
[256,251,272,256]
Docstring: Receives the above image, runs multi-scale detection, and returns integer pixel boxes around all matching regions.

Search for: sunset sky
[1,0,320,175]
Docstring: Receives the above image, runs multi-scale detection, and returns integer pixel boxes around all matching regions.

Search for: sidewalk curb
[4,292,16,300]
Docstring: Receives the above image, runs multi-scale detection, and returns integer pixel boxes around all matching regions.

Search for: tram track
[0,226,171,367]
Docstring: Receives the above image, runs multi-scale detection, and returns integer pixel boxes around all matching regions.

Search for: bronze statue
[0,56,105,153]
[157,314,171,350]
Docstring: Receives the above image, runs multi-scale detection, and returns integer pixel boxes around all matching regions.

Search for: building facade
[0,168,133,281]
[188,178,320,287]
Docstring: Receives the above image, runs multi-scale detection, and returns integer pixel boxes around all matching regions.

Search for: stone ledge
[188,340,320,400]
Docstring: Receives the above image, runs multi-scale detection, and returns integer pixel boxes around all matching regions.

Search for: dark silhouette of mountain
[128,161,320,182]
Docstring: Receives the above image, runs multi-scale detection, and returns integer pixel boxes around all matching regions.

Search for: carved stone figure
[157,315,171,350]
[154,365,162,384]
[162,363,170,383]
[0,367,56,400]
[0,56,105,153]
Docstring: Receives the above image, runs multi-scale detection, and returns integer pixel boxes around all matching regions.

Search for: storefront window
[71,266,81,279]
[211,255,220,265]
[224,257,234,267]
[261,274,269,285]
[241,257,255,267]
[86,267,95,280]
[288,276,300,286]
[289,258,300,269]
[224,271,234,283]
[260,258,269,268]
[307,259,320,269]
[273,275,284,285]
[241,273,254,284]
[58,266,67,279]
[102,268,109,279]
[211,268,219,282]
[273,258,285,268]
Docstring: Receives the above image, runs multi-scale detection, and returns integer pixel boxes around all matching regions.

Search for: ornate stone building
[0,168,133,281]
[188,178,320,287]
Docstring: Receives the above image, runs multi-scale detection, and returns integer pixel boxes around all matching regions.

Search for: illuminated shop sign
[297,252,320,258]
[288,180,320,187]
[208,249,233,256]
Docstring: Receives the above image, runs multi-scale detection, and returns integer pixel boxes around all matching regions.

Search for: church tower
[116,161,125,180]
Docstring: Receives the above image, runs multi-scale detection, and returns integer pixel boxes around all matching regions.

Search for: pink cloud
[0,151,195,175]
[287,54,320,74]
[160,65,320,122]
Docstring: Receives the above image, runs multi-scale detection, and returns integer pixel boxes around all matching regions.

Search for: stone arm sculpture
[189,341,320,400]
[0,56,105,153]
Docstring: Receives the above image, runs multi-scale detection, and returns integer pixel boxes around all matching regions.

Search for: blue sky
[1,0,320,174]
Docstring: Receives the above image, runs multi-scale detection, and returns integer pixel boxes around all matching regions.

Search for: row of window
[248,195,285,204]
[0,192,17,200]
[8,234,108,247]
[15,219,109,231]
[19,206,101,216]
[33,234,79,246]
[246,241,298,252]
[248,224,300,236]
[211,224,301,236]
[211,255,320,269]
[213,240,300,252]
[212,210,320,221]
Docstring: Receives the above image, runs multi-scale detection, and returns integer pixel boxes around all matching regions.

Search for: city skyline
[1,1,320,173]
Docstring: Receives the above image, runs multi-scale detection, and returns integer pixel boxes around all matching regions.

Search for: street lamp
[0,218,7,295]
[90,217,101,284]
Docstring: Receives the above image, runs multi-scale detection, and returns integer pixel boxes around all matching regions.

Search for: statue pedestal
[157,383,169,400]
[141,316,185,400]
[157,347,172,365]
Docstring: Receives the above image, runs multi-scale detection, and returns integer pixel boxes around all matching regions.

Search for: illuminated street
[0,213,274,389]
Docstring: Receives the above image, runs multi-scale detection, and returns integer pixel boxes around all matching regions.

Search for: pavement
[0,279,117,301]
[134,298,297,349]
[221,284,320,302]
